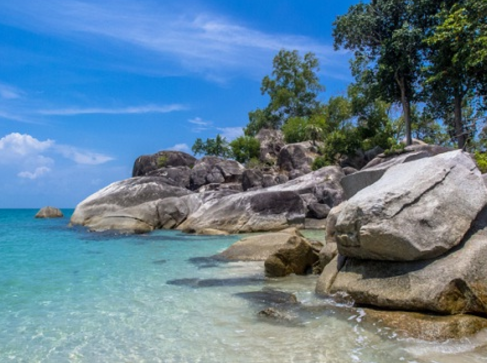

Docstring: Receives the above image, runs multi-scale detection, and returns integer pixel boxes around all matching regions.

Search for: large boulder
[264,236,321,277]
[341,144,454,199]
[157,190,237,229]
[267,166,345,209]
[35,206,63,218]
[215,228,303,261]
[277,142,319,174]
[177,190,306,234]
[190,157,245,190]
[335,150,487,261]
[132,151,196,177]
[70,177,193,233]
[316,210,487,316]
[255,128,285,164]
[146,166,192,189]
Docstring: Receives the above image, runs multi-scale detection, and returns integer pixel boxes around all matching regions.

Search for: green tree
[423,0,487,149]
[333,0,425,146]
[246,49,325,136]
[229,136,261,164]
[191,135,231,158]
[191,138,205,156]
[281,117,308,143]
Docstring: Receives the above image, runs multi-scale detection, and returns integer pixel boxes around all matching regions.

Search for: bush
[157,155,168,168]
[229,136,261,164]
[474,151,487,173]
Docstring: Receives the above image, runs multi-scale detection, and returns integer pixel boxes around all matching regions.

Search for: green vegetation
[190,1,486,171]
[157,155,168,168]
[229,136,261,164]
[191,135,232,158]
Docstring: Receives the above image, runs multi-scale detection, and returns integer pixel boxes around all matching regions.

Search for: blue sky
[0,0,356,208]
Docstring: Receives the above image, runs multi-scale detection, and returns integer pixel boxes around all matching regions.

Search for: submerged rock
[35,206,63,218]
[363,308,487,341]
[264,236,321,277]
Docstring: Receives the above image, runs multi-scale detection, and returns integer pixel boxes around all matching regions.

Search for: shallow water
[1,209,487,362]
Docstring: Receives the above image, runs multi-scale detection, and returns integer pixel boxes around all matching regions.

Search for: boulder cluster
[70,130,487,339]
[71,130,345,234]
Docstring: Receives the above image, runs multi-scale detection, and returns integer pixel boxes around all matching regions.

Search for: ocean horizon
[1,209,487,363]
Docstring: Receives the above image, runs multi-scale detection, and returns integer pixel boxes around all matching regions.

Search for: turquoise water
[1,209,487,363]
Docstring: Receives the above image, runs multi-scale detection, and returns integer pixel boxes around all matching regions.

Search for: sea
[1,209,487,363]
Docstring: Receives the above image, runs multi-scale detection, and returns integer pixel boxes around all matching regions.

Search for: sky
[0,0,357,208]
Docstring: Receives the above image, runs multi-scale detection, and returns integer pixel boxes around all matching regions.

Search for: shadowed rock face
[335,151,487,261]
[178,190,306,234]
[317,214,487,316]
[132,151,197,177]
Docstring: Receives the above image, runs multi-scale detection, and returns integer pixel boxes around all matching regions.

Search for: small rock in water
[35,206,63,219]
[152,259,167,265]
[258,307,295,322]
[235,289,299,305]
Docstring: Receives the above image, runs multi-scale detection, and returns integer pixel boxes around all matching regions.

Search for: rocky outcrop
[341,144,454,199]
[190,157,245,190]
[146,166,192,189]
[35,206,63,218]
[317,151,487,318]
[264,236,321,277]
[178,190,306,234]
[335,150,487,261]
[132,151,196,177]
[255,128,285,164]
[277,141,320,175]
[215,228,303,261]
[70,177,193,233]
[317,223,487,316]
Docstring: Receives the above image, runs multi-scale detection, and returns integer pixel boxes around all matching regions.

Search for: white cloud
[18,166,51,179]
[38,104,186,116]
[55,145,114,165]
[189,117,212,126]
[0,83,23,99]
[0,133,54,158]
[168,143,190,152]
[0,1,350,80]
[217,127,244,141]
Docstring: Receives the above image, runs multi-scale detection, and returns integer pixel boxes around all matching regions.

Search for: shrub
[474,151,487,173]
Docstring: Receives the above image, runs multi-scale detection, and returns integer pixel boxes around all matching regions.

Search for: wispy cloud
[217,127,244,141]
[189,117,212,126]
[18,166,51,179]
[0,132,54,158]
[38,104,186,116]
[55,145,114,165]
[0,0,350,80]
[0,83,23,99]
[168,143,190,152]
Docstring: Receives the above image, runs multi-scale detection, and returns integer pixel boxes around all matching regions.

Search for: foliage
[333,0,426,146]
[157,155,168,168]
[246,50,324,136]
[229,136,261,164]
[191,135,231,158]
[282,117,308,143]
[474,151,487,173]
[422,0,487,149]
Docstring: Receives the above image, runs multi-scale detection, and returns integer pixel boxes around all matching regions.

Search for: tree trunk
[396,73,412,146]
[454,93,466,149]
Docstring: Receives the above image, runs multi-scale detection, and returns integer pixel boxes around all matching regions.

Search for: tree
[191,134,231,158]
[229,136,261,164]
[423,0,487,149]
[333,0,425,146]
[246,50,325,136]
